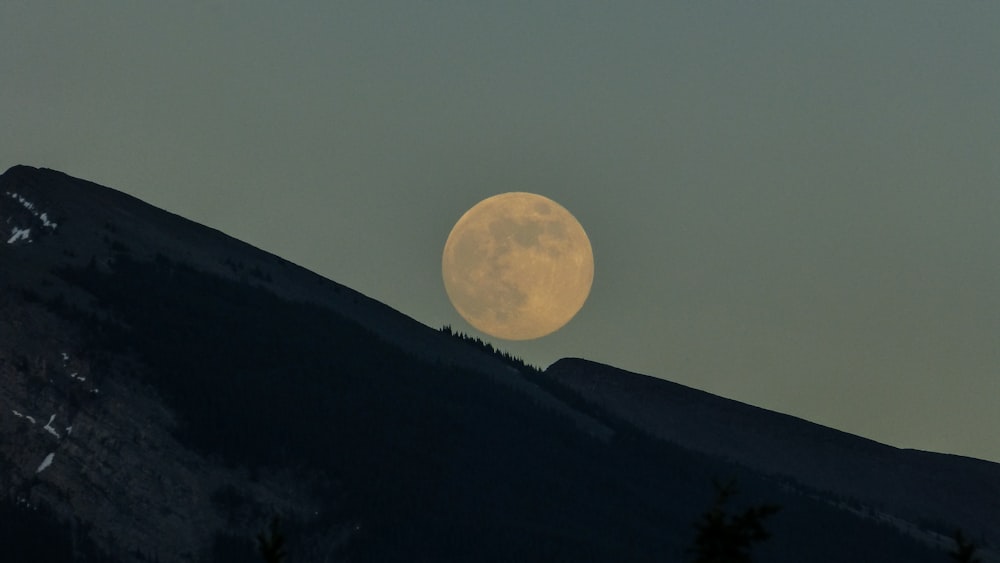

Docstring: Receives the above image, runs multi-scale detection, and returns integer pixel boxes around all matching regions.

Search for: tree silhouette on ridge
[689,479,780,563]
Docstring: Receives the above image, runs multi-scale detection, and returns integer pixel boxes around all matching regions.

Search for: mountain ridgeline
[1,166,997,562]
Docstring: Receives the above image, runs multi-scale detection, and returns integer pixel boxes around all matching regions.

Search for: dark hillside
[546,357,1000,550]
[1,166,983,562]
[45,253,687,561]
[38,253,944,562]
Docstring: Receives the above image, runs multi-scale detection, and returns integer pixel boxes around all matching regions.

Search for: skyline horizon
[3,3,998,464]
[6,162,998,466]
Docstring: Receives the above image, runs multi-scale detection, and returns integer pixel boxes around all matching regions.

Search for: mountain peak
[1,166,64,245]
[3,168,998,562]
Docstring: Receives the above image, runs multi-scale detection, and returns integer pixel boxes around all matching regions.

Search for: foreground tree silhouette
[948,529,981,563]
[257,516,287,563]
[689,479,781,563]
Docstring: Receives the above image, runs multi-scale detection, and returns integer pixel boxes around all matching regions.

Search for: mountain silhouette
[1,165,997,562]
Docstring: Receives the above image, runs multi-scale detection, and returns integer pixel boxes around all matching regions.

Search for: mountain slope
[1,166,994,562]
[546,358,1000,554]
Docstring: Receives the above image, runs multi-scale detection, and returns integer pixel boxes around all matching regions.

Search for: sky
[2,2,998,463]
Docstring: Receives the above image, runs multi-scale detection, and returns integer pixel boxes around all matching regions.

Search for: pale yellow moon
[442,192,594,340]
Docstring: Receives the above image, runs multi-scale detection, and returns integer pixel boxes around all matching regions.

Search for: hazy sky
[3,2,998,463]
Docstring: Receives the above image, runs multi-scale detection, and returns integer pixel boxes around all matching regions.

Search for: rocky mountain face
[1,166,996,562]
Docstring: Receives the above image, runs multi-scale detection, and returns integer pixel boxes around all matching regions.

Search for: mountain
[1,165,997,562]
[548,358,1000,554]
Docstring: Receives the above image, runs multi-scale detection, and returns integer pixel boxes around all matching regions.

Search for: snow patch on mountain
[11,409,33,423]
[35,452,55,474]
[4,191,58,244]
[7,227,31,244]
[42,414,61,439]
[5,191,58,228]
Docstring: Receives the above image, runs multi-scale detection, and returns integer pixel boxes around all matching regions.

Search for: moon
[442,192,594,340]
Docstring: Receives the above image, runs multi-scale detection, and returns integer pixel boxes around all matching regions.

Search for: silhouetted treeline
[688,479,780,563]
[439,325,541,374]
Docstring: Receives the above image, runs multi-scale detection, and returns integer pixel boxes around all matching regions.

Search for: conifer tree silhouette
[689,479,780,563]
[948,529,981,563]
[257,516,287,563]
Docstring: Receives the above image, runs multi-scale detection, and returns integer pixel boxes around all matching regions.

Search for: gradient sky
[3,2,998,463]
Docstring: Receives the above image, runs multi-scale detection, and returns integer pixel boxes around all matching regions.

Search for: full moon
[442,192,594,340]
